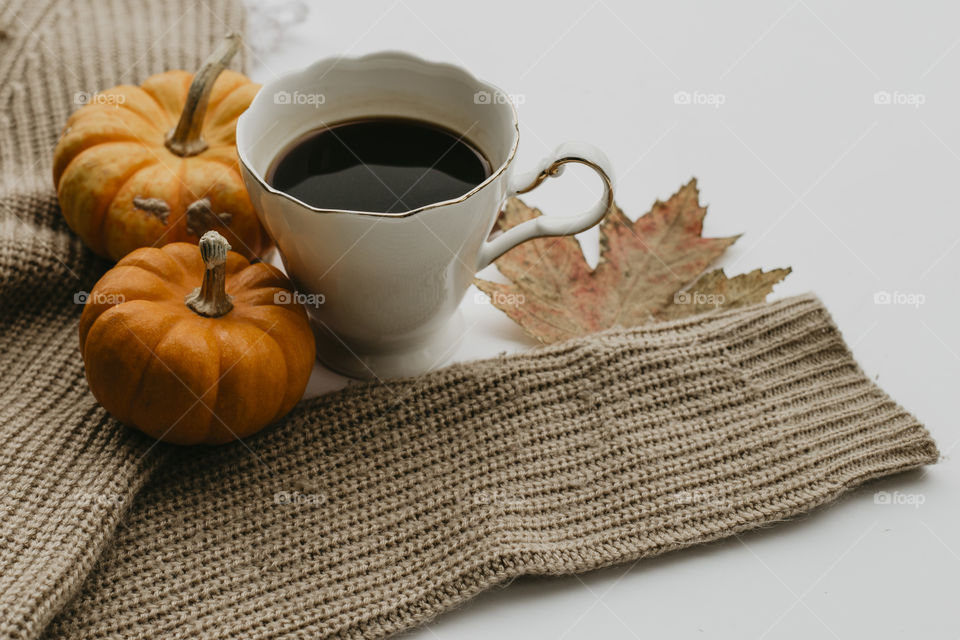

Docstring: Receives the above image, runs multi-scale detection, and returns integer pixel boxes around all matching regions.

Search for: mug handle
[476,141,615,271]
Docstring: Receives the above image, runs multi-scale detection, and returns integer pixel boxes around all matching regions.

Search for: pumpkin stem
[185,231,234,317]
[165,33,241,157]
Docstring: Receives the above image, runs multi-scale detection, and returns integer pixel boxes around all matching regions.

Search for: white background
[242,1,958,637]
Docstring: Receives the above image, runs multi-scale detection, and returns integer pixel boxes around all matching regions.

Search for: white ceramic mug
[237,52,614,379]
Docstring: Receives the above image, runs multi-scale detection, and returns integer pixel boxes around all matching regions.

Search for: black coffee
[267,117,491,213]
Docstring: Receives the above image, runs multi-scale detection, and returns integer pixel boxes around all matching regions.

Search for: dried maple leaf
[656,268,792,321]
[474,179,790,343]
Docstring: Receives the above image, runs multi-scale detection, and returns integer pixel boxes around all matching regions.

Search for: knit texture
[0,1,244,638]
[0,1,939,640]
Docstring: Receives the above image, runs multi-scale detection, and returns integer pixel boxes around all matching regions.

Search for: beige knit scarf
[0,1,938,638]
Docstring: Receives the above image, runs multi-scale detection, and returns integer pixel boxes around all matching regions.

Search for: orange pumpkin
[79,231,316,445]
[53,34,270,261]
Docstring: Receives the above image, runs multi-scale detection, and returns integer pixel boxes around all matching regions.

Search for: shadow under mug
[237,52,614,380]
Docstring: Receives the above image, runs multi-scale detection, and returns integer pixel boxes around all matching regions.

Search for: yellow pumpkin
[79,231,316,445]
[53,34,270,261]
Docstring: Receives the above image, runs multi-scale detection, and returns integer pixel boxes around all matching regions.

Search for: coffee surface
[267,118,490,213]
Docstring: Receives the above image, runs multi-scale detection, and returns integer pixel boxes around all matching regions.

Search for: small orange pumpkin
[79,231,315,445]
[54,34,270,261]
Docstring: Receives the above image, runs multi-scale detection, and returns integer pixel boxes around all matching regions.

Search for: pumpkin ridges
[251,328,296,425]
[57,141,156,200]
[223,251,251,277]
[140,70,194,123]
[64,103,168,147]
[205,320,287,443]
[113,85,176,128]
[78,265,182,347]
[64,101,162,133]
[62,105,160,135]
[202,70,251,118]
[81,84,176,131]
[158,240,206,279]
[53,130,141,187]
[228,293,312,329]
[161,156,192,246]
[231,288,299,308]
[202,83,261,146]
[128,315,221,444]
[115,245,192,284]
[177,158,261,259]
[57,143,160,257]
[94,264,181,301]
[96,161,172,258]
[100,162,181,260]
[53,111,162,185]
[208,79,261,115]
[208,79,260,119]
[176,156,238,205]
[194,145,239,171]
[226,265,297,301]
[82,300,182,424]
[225,304,314,421]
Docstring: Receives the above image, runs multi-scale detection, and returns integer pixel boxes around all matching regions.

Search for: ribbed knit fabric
[0,1,243,639]
[34,295,936,639]
[0,2,939,640]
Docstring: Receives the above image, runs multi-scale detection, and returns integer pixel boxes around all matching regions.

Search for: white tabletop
[245,1,958,637]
